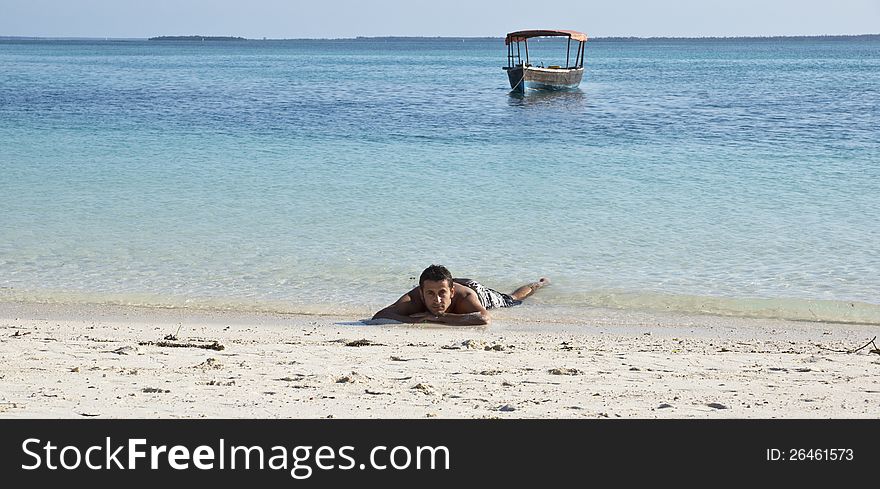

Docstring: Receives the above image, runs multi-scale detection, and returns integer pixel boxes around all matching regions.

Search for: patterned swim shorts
[454,279,522,310]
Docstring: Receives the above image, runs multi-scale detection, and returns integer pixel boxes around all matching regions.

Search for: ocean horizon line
[2,33,879,42]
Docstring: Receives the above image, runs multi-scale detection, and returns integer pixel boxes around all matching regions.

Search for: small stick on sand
[816,336,877,354]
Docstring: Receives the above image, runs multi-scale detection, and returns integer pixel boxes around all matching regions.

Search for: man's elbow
[478,313,491,326]
[373,308,410,323]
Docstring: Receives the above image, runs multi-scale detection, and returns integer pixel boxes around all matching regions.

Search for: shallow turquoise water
[1,38,879,322]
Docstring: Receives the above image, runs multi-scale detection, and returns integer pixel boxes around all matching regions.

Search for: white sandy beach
[0,301,878,418]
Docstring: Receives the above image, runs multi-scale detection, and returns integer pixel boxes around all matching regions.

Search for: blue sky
[1,0,878,38]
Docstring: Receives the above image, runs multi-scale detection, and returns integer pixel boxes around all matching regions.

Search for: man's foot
[530,277,550,290]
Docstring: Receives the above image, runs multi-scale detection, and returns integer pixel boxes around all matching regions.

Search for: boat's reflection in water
[507,88,587,108]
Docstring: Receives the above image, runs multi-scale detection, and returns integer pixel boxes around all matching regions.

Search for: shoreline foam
[3,286,879,327]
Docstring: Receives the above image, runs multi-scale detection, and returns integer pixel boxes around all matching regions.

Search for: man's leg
[510,277,550,301]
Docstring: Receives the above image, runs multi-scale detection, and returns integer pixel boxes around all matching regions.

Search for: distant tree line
[148,36,246,41]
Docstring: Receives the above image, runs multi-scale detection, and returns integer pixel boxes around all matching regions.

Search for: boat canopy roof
[505,29,588,45]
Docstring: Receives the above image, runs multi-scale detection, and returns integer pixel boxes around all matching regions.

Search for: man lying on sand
[372,264,549,326]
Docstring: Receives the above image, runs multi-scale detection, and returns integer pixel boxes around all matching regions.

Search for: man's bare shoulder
[405,286,423,301]
[373,286,426,320]
[453,282,475,297]
[451,282,484,314]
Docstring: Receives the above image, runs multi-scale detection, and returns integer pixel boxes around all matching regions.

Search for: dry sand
[1,301,878,418]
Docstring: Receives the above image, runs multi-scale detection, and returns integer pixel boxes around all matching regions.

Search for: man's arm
[433,311,490,326]
[372,289,424,323]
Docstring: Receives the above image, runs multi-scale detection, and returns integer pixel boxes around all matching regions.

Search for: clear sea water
[1,37,879,323]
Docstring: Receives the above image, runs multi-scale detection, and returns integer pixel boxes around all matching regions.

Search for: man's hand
[409,311,488,326]
[409,311,442,323]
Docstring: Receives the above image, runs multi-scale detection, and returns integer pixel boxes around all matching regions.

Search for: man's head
[419,265,454,315]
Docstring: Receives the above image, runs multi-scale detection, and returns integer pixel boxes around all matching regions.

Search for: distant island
[148,36,246,41]
[354,36,498,41]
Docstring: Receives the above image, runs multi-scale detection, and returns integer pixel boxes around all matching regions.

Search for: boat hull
[505,66,584,92]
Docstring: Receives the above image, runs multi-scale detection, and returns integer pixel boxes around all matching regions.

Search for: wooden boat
[503,29,588,92]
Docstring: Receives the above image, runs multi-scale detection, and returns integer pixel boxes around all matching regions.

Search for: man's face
[421,279,454,315]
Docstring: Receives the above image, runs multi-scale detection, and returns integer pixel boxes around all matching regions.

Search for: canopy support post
[566,37,571,68]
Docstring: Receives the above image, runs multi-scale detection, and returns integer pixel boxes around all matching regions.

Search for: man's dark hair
[419,264,453,289]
